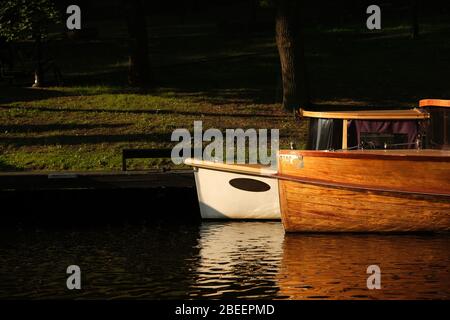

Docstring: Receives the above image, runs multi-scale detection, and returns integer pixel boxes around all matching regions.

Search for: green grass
[1,18,449,171]
[0,85,305,171]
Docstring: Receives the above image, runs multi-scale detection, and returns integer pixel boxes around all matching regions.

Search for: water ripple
[0,222,448,299]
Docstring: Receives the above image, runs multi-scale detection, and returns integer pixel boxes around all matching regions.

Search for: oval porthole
[228,178,271,192]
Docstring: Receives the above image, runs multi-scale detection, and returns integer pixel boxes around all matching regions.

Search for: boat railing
[333,139,422,152]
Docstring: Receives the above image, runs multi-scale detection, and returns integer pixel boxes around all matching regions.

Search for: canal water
[0,221,448,299]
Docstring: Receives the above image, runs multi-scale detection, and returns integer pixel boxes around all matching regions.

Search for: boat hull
[279,179,450,232]
[278,150,450,232]
[193,167,280,219]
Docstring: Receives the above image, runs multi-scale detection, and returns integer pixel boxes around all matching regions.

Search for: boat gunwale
[276,173,450,198]
[186,158,450,197]
[184,158,278,178]
[278,149,450,162]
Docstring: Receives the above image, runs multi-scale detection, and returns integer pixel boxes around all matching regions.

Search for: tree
[411,0,419,39]
[123,0,152,86]
[0,0,60,87]
[275,0,309,111]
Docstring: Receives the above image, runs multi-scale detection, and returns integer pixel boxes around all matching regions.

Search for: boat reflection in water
[1,222,448,299]
[194,223,449,299]
[191,222,284,299]
[278,234,450,299]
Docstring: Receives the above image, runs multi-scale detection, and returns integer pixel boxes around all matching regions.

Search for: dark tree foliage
[0,0,60,87]
[0,0,59,41]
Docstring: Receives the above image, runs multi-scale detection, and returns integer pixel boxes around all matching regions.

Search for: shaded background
[0,0,449,170]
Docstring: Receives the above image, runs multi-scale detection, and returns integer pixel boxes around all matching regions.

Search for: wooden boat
[278,100,450,232]
[184,158,280,219]
[278,149,450,232]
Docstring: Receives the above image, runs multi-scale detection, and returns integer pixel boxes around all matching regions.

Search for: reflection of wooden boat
[278,235,450,299]
[279,100,450,232]
[184,159,280,219]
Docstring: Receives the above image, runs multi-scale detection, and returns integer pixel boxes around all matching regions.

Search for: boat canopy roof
[299,108,429,120]
[419,99,450,108]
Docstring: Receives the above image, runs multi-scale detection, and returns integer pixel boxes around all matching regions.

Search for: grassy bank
[0,85,306,171]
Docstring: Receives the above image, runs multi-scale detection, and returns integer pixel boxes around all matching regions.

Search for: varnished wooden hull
[278,150,450,232]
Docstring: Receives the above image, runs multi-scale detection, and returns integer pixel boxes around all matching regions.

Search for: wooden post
[342,119,348,149]
[444,112,448,146]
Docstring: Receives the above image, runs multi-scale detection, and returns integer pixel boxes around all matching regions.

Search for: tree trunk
[411,0,419,39]
[32,35,44,87]
[123,0,152,86]
[275,0,309,111]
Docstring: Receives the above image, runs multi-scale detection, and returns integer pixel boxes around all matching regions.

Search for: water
[0,221,448,299]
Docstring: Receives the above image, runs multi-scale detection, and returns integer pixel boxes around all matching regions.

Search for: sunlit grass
[0,85,304,171]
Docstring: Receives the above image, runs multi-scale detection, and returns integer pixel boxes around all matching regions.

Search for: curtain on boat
[351,120,419,149]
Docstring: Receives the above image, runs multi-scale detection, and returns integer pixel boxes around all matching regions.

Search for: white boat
[184,158,280,219]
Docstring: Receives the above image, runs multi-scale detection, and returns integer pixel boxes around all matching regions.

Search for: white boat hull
[193,167,281,219]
